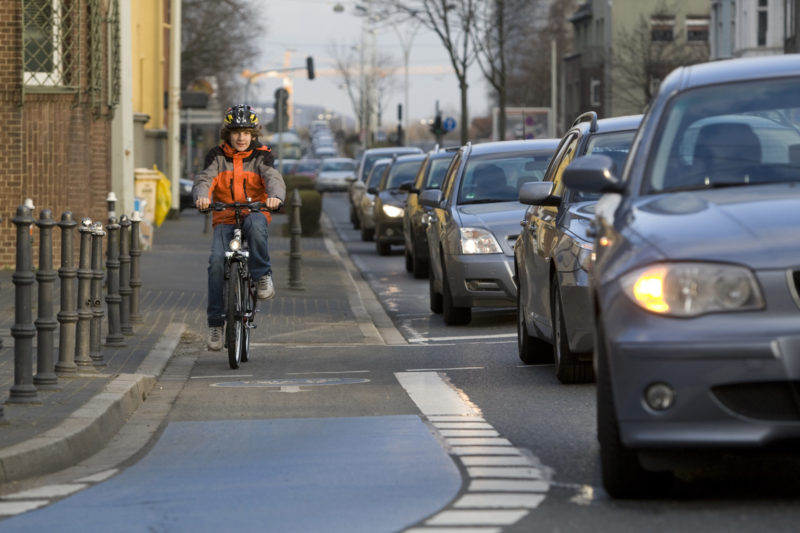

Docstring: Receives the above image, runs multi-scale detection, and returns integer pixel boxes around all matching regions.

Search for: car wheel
[552,280,595,384]
[516,272,552,365]
[596,317,673,498]
[404,247,413,272]
[429,264,443,314]
[377,239,391,256]
[361,226,374,241]
[442,260,471,325]
[351,206,361,229]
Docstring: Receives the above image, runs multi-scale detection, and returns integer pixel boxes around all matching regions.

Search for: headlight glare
[460,227,502,254]
[229,238,242,251]
[382,204,404,218]
[621,262,763,317]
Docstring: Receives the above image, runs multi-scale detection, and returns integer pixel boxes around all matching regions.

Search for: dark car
[514,112,642,384]
[563,54,800,498]
[179,178,194,210]
[370,153,426,256]
[420,139,559,325]
[402,147,457,278]
[349,146,423,229]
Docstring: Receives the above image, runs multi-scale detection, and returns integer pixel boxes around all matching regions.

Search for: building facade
[711,0,789,58]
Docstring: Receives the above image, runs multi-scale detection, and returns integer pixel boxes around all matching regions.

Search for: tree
[376,0,479,144]
[181,0,264,107]
[471,0,510,139]
[612,3,709,112]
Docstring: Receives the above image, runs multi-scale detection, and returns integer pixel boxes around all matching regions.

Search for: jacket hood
[630,185,800,268]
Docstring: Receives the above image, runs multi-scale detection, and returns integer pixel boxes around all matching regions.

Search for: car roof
[363,146,423,155]
[467,138,560,155]
[394,153,427,163]
[663,54,800,93]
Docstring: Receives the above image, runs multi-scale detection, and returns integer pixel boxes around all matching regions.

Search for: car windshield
[424,157,453,189]
[362,150,418,179]
[646,77,800,193]
[367,163,389,189]
[321,160,355,172]
[383,160,423,190]
[295,160,320,173]
[574,130,637,201]
[458,151,551,204]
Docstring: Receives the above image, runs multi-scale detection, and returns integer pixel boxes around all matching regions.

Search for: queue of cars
[341,55,800,499]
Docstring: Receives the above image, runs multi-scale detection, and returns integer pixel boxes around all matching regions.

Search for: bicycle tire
[241,278,255,363]
[226,261,244,369]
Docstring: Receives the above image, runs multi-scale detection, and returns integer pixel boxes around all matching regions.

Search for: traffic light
[306,56,315,80]
[430,114,443,136]
[273,87,289,132]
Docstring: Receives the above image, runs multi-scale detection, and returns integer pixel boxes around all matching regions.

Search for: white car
[315,157,356,192]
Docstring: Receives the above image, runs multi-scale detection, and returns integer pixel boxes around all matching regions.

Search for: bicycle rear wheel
[226,261,244,369]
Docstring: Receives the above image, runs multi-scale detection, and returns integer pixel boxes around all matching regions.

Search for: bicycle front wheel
[226,261,244,369]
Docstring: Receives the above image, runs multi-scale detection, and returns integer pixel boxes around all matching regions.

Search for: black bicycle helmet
[224,104,259,129]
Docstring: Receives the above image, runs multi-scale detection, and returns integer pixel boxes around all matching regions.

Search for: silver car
[315,157,356,192]
[356,158,391,241]
[421,139,558,325]
[563,54,800,498]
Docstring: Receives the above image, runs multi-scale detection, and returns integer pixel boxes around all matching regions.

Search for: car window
[294,160,320,173]
[321,160,355,171]
[367,162,389,189]
[458,150,551,204]
[570,130,637,201]
[647,77,800,193]
[441,151,463,201]
[382,160,423,189]
[424,157,453,190]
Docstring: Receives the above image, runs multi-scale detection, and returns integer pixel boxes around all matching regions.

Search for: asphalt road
[4,192,800,532]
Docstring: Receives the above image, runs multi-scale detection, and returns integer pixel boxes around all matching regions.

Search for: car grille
[712,381,800,421]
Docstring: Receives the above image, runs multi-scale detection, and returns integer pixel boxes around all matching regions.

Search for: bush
[281,174,322,236]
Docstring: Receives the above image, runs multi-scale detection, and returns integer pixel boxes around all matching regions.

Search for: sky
[249,0,489,129]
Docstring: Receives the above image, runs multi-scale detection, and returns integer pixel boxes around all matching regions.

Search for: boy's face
[230,130,253,152]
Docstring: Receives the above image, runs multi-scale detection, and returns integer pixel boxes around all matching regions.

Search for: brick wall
[0,1,113,269]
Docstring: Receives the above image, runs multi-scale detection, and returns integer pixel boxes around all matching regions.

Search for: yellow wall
[131,0,166,129]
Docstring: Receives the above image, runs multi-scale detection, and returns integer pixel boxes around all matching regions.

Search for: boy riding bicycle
[193,104,286,351]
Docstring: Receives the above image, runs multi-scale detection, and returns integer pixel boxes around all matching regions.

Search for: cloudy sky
[251,0,489,128]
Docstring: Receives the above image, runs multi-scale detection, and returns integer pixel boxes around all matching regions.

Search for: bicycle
[207,200,276,369]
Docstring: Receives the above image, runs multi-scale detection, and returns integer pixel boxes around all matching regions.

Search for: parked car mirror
[367,187,378,194]
[563,154,624,194]
[398,182,413,191]
[419,189,443,208]
[519,181,560,206]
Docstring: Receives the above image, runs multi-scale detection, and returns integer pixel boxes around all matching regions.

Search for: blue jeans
[207,214,271,327]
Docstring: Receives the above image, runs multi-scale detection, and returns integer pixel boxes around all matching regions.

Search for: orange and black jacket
[192,141,286,226]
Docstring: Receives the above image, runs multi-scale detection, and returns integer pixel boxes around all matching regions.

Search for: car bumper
[601,275,800,450]
[446,253,516,308]
[376,217,404,244]
[315,179,350,192]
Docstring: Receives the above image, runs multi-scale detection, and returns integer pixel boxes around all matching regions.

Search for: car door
[428,150,464,293]
[526,132,580,338]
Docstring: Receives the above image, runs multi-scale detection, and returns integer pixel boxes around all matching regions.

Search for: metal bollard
[288,188,304,291]
[104,216,125,347]
[106,191,117,221]
[56,212,78,375]
[118,215,133,335]
[129,212,143,323]
[8,205,39,404]
[89,222,107,364]
[33,209,59,390]
[74,219,94,367]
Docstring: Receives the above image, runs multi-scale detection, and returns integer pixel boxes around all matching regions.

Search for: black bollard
[89,222,107,364]
[8,204,39,404]
[33,209,59,390]
[288,188,304,291]
[118,215,133,335]
[74,219,94,368]
[56,212,78,375]
[129,212,142,323]
[104,217,125,347]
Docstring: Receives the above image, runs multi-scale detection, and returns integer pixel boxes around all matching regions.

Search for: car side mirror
[419,189,443,208]
[367,186,378,195]
[519,181,560,206]
[399,182,413,191]
[563,154,624,194]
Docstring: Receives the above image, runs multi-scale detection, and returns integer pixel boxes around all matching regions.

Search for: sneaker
[257,274,275,300]
[207,326,223,351]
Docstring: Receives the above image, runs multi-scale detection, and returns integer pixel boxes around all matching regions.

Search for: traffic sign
[442,117,456,132]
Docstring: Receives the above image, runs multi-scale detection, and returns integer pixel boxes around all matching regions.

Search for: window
[23,0,78,88]
[651,15,675,42]
[590,78,601,107]
[686,16,710,42]
[758,0,768,46]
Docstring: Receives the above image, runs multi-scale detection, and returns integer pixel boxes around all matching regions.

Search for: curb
[0,322,186,485]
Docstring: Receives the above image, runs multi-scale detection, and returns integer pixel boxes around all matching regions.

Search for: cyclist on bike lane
[193,104,286,351]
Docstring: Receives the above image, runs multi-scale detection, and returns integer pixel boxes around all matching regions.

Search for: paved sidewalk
[0,208,391,486]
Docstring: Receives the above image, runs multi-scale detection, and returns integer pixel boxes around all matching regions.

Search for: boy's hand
[265,197,282,210]
[196,197,210,210]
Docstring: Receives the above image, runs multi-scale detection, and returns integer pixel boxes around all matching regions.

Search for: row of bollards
[6,202,144,411]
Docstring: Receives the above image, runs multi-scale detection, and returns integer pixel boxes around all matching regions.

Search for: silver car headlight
[620,262,764,317]
[460,227,502,254]
[382,204,404,218]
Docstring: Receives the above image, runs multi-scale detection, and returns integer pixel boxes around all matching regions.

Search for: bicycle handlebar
[197,200,283,214]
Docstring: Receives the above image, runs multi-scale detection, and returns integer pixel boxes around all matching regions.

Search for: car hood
[630,185,800,268]
[378,189,409,207]
[318,171,353,179]
[457,201,525,254]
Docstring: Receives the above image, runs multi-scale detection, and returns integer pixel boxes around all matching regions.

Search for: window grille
[23,0,80,89]
[650,15,675,42]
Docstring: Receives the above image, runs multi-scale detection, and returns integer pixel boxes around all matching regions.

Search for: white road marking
[190,374,253,379]
[2,484,87,500]
[0,500,50,516]
[405,366,484,372]
[406,528,502,533]
[74,469,118,483]
[395,371,550,530]
[408,333,516,343]
[285,370,371,375]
